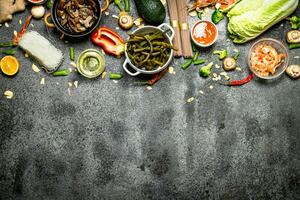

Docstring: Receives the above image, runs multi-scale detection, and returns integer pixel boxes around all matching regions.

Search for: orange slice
[0,56,20,76]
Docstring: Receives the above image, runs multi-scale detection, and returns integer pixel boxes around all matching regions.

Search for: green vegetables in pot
[126,30,175,71]
[134,0,166,25]
[227,0,298,44]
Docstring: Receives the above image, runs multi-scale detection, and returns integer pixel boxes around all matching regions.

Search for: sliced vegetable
[211,9,224,24]
[52,69,70,76]
[287,30,300,44]
[91,27,125,57]
[2,49,15,55]
[197,10,204,20]
[109,73,123,80]
[227,0,298,43]
[69,47,75,61]
[46,0,53,9]
[0,56,20,76]
[182,59,193,70]
[124,0,130,12]
[194,58,206,65]
[223,57,236,71]
[287,15,300,30]
[192,51,199,61]
[213,49,227,59]
[199,62,213,77]
[288,43,300,49]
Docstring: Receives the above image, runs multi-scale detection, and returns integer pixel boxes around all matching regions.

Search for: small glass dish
[248,38,289,80]
[27,0,47,5]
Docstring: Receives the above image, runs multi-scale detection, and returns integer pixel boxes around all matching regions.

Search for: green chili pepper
[52,69,70,76]
[192,42,197,52]
[194,58,206,65]
[110,73,123,80]
[193,51,199,62]
[0,42,14,47]
[69,47,75,61]
[2,49,15,55]
[182,59,193,70]
[124,0,130,12]
[233,52,240,60]
[289,43,300,50]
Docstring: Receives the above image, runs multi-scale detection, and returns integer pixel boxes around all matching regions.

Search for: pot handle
[123,60,140,76]
[158,23,175,41]
[101,0,110,12]
[44,13,55,28]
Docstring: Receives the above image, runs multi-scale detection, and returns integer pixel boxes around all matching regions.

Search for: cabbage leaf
[227,0,299,43]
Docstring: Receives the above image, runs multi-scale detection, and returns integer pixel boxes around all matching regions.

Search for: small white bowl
[191,20,218,48]
[27,0,47,5]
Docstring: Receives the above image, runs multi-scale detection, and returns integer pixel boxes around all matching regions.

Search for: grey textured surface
[0,2,300,200]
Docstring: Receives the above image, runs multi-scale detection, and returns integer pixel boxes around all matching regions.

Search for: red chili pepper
[91,27,125,58]
[12,15,32,45]
[222,72,254,86]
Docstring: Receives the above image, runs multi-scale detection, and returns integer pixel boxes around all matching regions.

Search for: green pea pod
[52,69,70,76]
[69,47,75,61]
[182,59,193,70]
[110,73,123,80]
[2,49,15,55]
[194,58,206,65]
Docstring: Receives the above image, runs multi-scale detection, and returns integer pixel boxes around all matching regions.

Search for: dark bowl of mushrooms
[45,0,109,38]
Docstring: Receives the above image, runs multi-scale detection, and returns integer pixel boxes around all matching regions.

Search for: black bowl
[51,0,102,38]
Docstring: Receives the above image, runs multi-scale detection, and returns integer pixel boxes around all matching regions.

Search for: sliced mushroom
[286,65,300,79]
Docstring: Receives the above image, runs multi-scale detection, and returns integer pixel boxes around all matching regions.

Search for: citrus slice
[0,56,20,76]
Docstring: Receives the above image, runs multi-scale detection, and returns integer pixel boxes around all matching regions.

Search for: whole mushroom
[286,65,300,79]
[223,57,236,71]
[31,5,45,19]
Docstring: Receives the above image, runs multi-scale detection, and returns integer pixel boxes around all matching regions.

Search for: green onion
[69,47,75,61]
[194,58,206,65]
[289,43,300,50]
[52,69,70,76]
[182,59,193,70]
[124,0,130,12]
[2,49,15,55]
[192,51,199,62]
[110,73,123,80]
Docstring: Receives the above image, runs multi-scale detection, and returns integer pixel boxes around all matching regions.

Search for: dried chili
[221,72,254,86]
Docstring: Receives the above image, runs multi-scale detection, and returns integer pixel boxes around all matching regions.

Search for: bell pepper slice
[91,27,125,58]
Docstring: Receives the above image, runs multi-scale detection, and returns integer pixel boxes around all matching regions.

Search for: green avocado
[134,0,166,25]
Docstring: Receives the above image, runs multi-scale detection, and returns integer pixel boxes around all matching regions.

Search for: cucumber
[134,0,166,25]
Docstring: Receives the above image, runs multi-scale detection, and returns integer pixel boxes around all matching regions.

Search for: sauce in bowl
[191,21,218,47]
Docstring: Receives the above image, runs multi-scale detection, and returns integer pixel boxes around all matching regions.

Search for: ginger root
[0,0,26,23]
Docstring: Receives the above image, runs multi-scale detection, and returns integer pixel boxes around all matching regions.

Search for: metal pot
[44,0,109,38]
[123,23,175,76]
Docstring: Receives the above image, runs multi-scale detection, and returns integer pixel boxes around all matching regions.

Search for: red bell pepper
[91,27,125,58]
